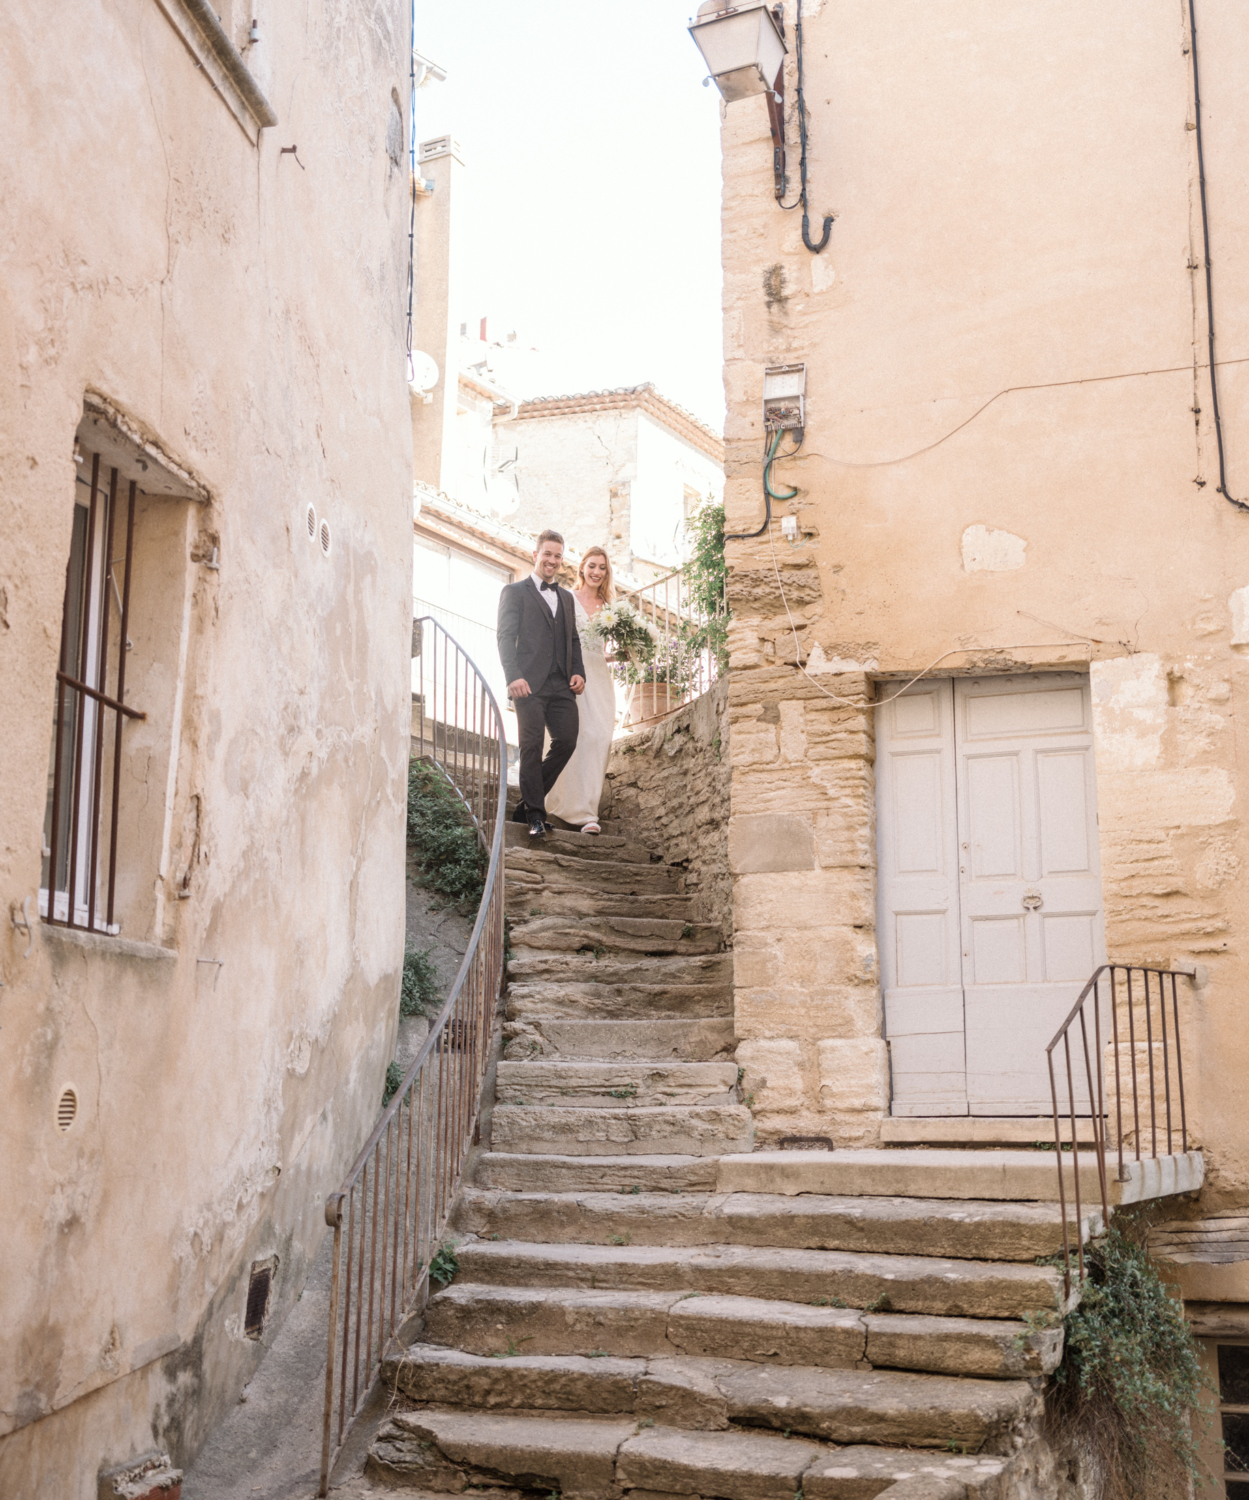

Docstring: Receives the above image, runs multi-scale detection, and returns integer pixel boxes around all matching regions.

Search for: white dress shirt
[530,570,560,616]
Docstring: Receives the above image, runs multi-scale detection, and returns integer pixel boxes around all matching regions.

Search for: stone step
[505,887,695,922]
[474,1152,720,1194]
[502,1017,737,1062]
[452,1187,1093,1262]
[420,1284,1062,1378]
[505,850,682,895]
[717,1147,1205,1206]
[507,981,732,1023]
[496,1061,739,1108]
[504,823,656,865]
[490,1104,755,1157]
[507,951,732,987]
[509,915,723,958]
[451,1240,1068,1320]
[367,1407,1022,1498]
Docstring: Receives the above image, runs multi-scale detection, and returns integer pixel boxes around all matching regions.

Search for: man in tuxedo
[497,530,585,838]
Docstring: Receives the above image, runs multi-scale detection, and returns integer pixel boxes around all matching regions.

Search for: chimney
[411,136,466,496]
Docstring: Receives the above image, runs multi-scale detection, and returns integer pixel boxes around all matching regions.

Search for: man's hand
[508,678,531,700]
[570,675,585,696]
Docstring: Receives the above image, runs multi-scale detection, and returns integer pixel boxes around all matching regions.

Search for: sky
[412,1,726,431]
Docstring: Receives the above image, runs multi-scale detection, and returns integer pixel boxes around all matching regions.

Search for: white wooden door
[878,674,1106,1116]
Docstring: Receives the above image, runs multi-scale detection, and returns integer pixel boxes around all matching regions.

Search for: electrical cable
[794,3,833,254]
[1186,0,1249,512]
[405,0,416,368]
[726,428,799,540]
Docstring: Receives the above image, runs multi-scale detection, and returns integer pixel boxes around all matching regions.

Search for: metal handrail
[618,565,726,728]
[1046,962,1193,1296]
[318,617,507,1494]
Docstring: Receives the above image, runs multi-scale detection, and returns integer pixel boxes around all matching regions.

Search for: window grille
[41,449,145,935]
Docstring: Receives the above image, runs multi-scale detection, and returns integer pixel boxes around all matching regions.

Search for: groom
[497,530,585,838]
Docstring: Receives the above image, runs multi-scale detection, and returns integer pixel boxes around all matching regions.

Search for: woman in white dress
[545,547,617,834]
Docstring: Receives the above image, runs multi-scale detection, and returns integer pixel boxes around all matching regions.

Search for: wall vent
[244,1258,277,1339]
[305,502,317,540]
[56,1087,78,1133]
[319,519,332,556]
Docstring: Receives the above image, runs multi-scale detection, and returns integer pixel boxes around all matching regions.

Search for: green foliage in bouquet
[582,601,656,668]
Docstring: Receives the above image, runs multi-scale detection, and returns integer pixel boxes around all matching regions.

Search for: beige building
[504,385,725,580]
[708,0,1249,1449]
[0,1,412,1493]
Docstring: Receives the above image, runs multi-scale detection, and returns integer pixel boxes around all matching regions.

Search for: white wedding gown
[546,597,616,826]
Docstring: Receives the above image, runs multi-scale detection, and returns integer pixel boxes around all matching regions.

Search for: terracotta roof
[415,483,535,564]
[513,384,724,464]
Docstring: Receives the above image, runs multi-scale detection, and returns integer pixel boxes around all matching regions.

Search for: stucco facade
[504,387,725,578]
[0,0,412,1492]
[717,0,1249,1193]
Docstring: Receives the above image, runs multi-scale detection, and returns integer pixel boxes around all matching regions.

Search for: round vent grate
[319,519,332,556]
[305,502,317,540]
[56,1087,77,1133]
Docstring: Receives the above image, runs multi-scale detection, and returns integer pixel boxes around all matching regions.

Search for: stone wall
[604,680,731,933]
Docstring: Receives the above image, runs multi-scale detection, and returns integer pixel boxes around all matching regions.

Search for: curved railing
[318,617,508,1494]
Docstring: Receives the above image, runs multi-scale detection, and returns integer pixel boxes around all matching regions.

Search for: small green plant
[629,1185,642,1194]
[680,923,695,939]
[1045,1225,1214,1499]
[609,1233,633,1246]
[809,1296,847,1309]
[743,1092,756,1109]
[1012,1308,1059,1353]
[587,1349,610,1359]
[490,1337,533,1359]
[407,759,486,912]
[400,946,439,1018]
[864,1293,893,1313]
[637,1418,654,1430]
[944,1438,964,1454]
[381,1060,404,1106]
[608,1085,638,1099]
[429,1241,460,1287]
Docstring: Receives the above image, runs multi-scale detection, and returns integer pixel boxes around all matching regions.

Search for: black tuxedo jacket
[497,577,585,695]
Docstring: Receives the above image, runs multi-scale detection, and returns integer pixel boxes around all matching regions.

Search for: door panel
[876,683,967,1115]
[879,673,1106,1118]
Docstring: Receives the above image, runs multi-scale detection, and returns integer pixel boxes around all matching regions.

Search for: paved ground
[183,877,470,1497]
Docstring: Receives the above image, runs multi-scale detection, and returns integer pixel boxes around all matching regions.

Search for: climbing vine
[407,758,485,912]
[1046,1225,1214,1498]
[682,501,729,673]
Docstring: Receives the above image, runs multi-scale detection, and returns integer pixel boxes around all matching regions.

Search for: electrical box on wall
[763,363,806,430]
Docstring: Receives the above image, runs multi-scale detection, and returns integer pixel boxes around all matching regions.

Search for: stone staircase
[358,819,1095,1500]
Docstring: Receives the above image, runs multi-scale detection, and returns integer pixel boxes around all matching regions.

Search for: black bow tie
[540,580,557,592]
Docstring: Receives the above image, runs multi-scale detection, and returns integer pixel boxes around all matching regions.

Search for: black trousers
[514,677,579,816]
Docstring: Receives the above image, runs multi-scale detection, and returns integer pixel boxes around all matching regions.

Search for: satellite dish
[408,350,440,394]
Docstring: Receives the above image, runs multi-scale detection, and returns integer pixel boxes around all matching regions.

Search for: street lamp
[687,1,786,103]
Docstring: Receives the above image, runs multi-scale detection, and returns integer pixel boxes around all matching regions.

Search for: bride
[545,546,617,834]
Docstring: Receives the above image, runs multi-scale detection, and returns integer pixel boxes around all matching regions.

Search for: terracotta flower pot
[625,682,680,725]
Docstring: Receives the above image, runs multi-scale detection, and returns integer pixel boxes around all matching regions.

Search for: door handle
[1022,890,1043,910]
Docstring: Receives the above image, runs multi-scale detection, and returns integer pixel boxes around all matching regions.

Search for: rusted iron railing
[318,617,507,1494]
[1047,963,1194,1294]
[42,451,144,934]
[618,566,726,728]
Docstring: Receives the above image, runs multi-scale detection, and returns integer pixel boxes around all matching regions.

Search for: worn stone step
[507,981,732,1023]
[502,1017,737,1062]
[717,1147,1204,1207]
[421,1284,1061,1378]
[510,915,723,958]
[452,1240,1069,1320]
[490,1104,755,1157]
[451,1187,1093,1262]
[506,887,695,921]
[507,951,732,988]
[505,854,682,897]
[504,824,658,865]
[367,1407,1019,1499]
[474,1152,720,1195]
[496,1061,739,1108]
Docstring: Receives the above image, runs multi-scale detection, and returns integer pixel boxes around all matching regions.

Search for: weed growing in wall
[1046,1225,1213,1498]
[407,759,485,912]
[382,1060,404,1106]
[684,501,729,672]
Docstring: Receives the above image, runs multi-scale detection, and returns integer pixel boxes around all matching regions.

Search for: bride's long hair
[577,546,615,603]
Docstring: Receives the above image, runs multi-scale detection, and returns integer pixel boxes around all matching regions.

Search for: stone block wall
[727,666,887,1147]
[603,680,731,931]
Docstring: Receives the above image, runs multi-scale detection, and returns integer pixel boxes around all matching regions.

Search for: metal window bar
[1046,962,1195,1297]
[618,565,727,728]
[319,617,507,1495]
[42,454,145,933]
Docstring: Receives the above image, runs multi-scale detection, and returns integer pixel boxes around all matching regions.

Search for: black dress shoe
[511,801,528,824]
[528,812,547,838]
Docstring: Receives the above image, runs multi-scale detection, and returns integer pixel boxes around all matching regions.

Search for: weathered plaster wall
[0,0,412,1492]
[718,1,1249,1155]
[604,680,731,932]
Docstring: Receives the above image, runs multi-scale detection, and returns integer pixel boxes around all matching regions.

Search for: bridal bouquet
[581,601,655,666]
